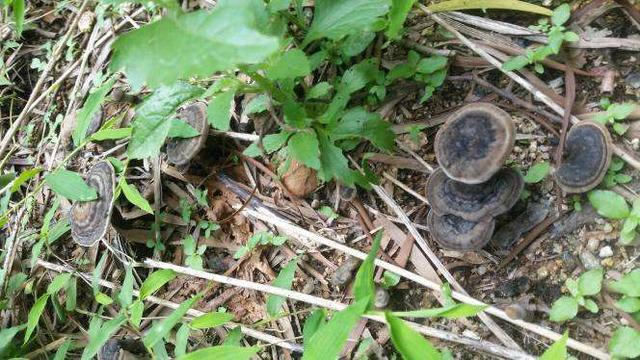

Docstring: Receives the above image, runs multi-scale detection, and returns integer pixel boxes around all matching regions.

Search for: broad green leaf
[306,82,333,100]
[266,258,298,316]
[110,0,280,89]
[11,167,41,192]
[610,269,640,297]
[303,309,326,344]
[428,0,552,15]
[340,31,376,57]
[609,327,640,359]
[539,331,568,360]
[551,4,571,26]
[0,325,25,351]
[416,56,448,74]
[547,29,564,54]
[564,31,579,42]
[382,271,401,289]
[303,299,369,360]
[139,269,177,300]
[610,103,636,120]
[387,63,415,82]
[47,273,72,295]
[207,90,235,131]
[12,0,25,36]
[45,169,97,201]
[385,312,441,360]
[588,190,630,220]
[303,0,390,46]
[130,300,144,328]
[24,294,49,344]
[119,178,153,214]
[222,327,243,346]
[549,296,578,322]
[190,311,235,329]
[167,119,199,138]
[583,298,599,313]
[144,295,200,348]
[175,324,190,358]
[95,292,113,305]
[615,297,640,313]
[317,130,368,188]
[331,107,395,152]
[340,59,381,94]
[117,266,134,308]
[386,0,417,40]
[288,132,321,170]
[7,272,27,294]
[73,76,116,146]
[128,81,203,159]
[353,232,382,306]
[268,0,291,13]
[502,55,530,71]
[178,345,259,360]
[90,127,132,141]
[393,304,487,319]
[578,267,603,296]
[267,49,310,80]
[81,314,127,360]
[523,162,550,183]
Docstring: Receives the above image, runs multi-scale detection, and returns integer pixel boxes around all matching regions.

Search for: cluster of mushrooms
[426,103,612,251]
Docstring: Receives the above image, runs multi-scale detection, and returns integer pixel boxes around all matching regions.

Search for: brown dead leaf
[282,160,318,197]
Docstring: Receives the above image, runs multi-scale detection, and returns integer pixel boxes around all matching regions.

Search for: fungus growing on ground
[426,167,523,221]
[70,160,116,246]
[166,102,209,166]
[435,103,515,184]
[554,121,612,193]
[427,211,495,251]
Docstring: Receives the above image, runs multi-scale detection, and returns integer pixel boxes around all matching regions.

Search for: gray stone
[580,251,600,269]
[599,246,614,258]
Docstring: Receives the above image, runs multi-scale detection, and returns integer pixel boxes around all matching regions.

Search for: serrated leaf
[288,132,321,170]
[73,76,116,146]
[190,311,235,329]
[353,232,382,307]
[428,0,552,15]
[502,55,530,71]
[168,119,199,138]
[317,130,368,188]
[610,103,636,120]
[144,295,200,348]
[207,90,235,131]
[540,331,568,360]
[178,345,259,360]
[588,190,630,220]
[267,49,310,80]
[306,82,333,100]
[610,269,640,297]
[609,327,640,358]
[128,81,203,159]
[549,296,578,322]
[110,0,279,89]
[81,314,127,360]
[24,294,49,344]
[578,267,603,296]
[303,0,390,46]
[523,162,550,183]
[90,127,132,141]
[119,178,153,214]
[331,107,395,152]
[45,169,97,201]
[244,94,269,114]
[266,258,298,316]
[385,312,441,360]
[386,0,417,40]
[416,56,448,74]
[139,269,177,300]
[551,3,571,25]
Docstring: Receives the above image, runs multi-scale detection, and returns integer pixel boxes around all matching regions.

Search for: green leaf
[340,31,376,57]
[303,0,390,46]
[385,312,441,360]
[47,273,72,295]
[353,232,382,307]
[615,297,640,313]
[65,277,77,311]
[540,331,568,360]
[306,82,333,100]
[547,29,564,54]
[207,90,235,131]
[178,345,260,360]
[416,56,448,74]
[267,49,310,80]
[288,132,321,170]
[266,258,298,316]
[331,107,395,152]
[117,266,134,308]
[303,309,326,344]
[609,327,640,358]
[73,76,116,146]
[144,294,200,348]
[82,314,127,360]
[317,130,367,188]
[382,271,401,289]
[11,167,41,192]
[340,59,381,94]
[190,311,235,329]
[428,0,552,15]
[90,127,132,141]
[175,324,190,358]
[609,103,636,120]
[110,0,280,89]
[549,296,578,322]
[0,325,25,352]
[12,0,25,36]
[139,269,177,300]
[223,327,243,346]
[564,31,579,42]
[551,3,571,26]
[502,55,530,71]
[24,294,49,344]
[565,278,579,298]
[53,339,72,360]
[386,0,417,40]
[244,94,268,115]
[45,169,97,201]
[583,298,599,313]
[523,162,550,183]
[119,178,153,214]
[95,292,113,305]
[268,0,291,13]
[129,300,144,328]
[588,190,630,220]
[387,63,416,82]
[610,269,640,297]
[578,267,603,296]
[303,299,369,360]
[128,81,203,159]
[168,119,200,138]
[392,303,487,319]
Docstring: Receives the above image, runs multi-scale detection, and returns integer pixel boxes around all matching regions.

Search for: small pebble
[476,266,487,276]
[625,72,640,89]
[603,223,613,233]
[374,287,390,309]
[599,246,614,258]
[579,251,600,270]
[586,238,600,252]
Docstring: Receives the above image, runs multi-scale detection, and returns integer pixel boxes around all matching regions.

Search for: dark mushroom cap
[555,121,612,193]
[70,161,116,247]
[435,103,515,184]
[427,210,495,251]
[167,102,209,166]
[427,167,523,221]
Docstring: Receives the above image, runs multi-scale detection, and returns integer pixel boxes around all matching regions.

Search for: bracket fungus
[70,160,116,247]
[554,121,612,193]
[426,167,523,221]
[167,102,209,166]
[427,211,495,251]
[435,103,515,184]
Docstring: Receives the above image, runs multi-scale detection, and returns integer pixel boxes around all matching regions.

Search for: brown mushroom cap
[555,121,612,193]
[427,210,495,251]
[426,167,523,221]
[70,161,116,246]
[167,102,209,166]
[435,103,515,184]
